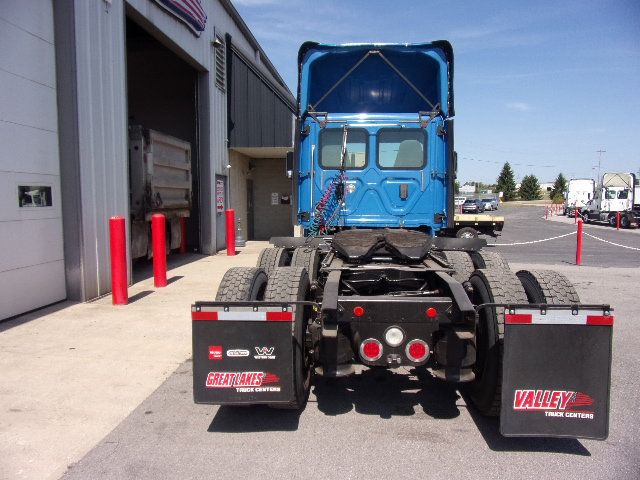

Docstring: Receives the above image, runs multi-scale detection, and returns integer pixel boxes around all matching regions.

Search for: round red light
[360,339,382,361]
[353,306,365,317]
[408,342,427,359]
[406,340,429,362]
[362,341,380,359]
[426,307,438,318]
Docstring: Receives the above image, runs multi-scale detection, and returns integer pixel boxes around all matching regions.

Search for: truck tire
[291,247,321,283]
[515,269,580,304]
[467,268,527,416]
[469,249,510,270]
[264,267,311,409]
[215,267,268,301]
[441,250,475,283]
[620,215,631,228]
[257,247,288,275]
[456,227,478,239]
[608,214,617,227]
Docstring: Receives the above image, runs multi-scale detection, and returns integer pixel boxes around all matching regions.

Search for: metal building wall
[54,0,129,301]
[50,0,295,302]
[0,0,66,319]
[229,51,294,149]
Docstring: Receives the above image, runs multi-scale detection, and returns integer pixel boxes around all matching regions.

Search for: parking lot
[488,205,640,268]
[1,206,638,480]
[54,206,638,480]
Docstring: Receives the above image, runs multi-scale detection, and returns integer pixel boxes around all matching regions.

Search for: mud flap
[500,306,613,439]
[192,303,296,406]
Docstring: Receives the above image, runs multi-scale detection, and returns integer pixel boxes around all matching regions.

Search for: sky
[231,0,640,185]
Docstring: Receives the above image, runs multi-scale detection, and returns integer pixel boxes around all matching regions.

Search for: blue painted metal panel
[295,43,453,236]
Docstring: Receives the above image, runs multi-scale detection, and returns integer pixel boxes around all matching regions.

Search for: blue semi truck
[192,42,613,439]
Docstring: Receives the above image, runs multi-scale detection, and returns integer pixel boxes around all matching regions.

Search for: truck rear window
[319,129,367,169]
[377,129,426,169]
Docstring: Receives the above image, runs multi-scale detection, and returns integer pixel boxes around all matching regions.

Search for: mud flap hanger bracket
[475,303,613,316]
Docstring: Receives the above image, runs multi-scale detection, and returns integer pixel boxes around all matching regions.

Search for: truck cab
[294,42,455,236]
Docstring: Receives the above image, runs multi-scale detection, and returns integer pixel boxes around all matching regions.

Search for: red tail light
[406,339,429,362]
[353,306,365,317]
[426,307,438,318]
[360,338,383,361]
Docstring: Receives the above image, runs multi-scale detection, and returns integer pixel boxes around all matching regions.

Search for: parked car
[454,196,467,207]
[481,197,498,210]
[461,198,485,213]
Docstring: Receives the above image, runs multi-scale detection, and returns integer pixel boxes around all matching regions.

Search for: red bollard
[152,214,167,287]
[574,208,578,224]
[576,219,583,266]
[616,212,620,230]
[226,209,236,256]
[109,216,128,305]
[179,217,187,254]
[545,207,548,220]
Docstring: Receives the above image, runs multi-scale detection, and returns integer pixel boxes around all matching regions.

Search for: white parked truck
[564,178,595,216]
[129,126,192,258]
[581,172,639,228]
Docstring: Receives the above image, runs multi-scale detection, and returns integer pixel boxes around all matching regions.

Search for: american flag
[153,0,207,36]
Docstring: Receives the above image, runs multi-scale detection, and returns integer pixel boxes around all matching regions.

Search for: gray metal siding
[0,0,66,319]
[229,51,293,149]
[55,0,129,301]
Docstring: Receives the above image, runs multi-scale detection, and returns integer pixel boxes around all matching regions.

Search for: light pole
[596,149,606,184]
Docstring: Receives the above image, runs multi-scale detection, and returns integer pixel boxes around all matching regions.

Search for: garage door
[0,1,66,320]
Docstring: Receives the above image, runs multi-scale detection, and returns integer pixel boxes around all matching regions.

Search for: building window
[18,186,52,207]
[214,36,225,92]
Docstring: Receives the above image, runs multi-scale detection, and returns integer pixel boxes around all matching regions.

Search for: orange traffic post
[226,209,236,256]
[576,219,583,266]
[152,213,167,287]
[109,216,128,305]
[179,217,187,254]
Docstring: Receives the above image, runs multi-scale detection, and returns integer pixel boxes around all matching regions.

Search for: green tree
[496,162,517,201]
[454,180,460,194]
[549,173,568,201]
[519,174,542,200]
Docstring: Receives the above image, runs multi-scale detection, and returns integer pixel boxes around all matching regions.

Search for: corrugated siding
[229,51,293,149]
[55,0,129,301]
[208,70,229,252]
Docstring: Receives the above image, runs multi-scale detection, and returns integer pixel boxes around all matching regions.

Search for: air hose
[309,171,346,236]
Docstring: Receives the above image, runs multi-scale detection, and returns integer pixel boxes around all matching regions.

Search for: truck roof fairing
[297,41,454,119]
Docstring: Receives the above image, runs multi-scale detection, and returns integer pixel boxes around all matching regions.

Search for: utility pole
[596,149,606,184]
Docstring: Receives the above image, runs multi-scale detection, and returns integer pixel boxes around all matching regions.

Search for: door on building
[246,179,254,240]
[215,175,227,249]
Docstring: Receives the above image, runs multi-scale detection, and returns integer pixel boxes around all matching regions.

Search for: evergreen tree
[549,173,568,200]
[519,174,542,200]
[496,162,517,201]
[454,180,460,194]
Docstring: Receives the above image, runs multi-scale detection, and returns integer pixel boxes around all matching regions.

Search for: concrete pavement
[0,242,269,480]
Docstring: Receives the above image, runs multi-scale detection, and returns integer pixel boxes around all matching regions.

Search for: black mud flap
[500,306,613,439]
[192,302,296,406]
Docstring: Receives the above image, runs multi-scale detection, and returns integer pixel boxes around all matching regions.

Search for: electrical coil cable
[309,126,349,237]
[308,171,346,236]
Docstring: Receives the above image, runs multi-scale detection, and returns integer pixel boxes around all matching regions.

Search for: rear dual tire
[257,247,289,275]
[515,269,580,304]
[467,269,527,416]
[264,267,312,410]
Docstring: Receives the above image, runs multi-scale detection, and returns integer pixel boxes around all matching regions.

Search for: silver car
[481,198,498,211]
